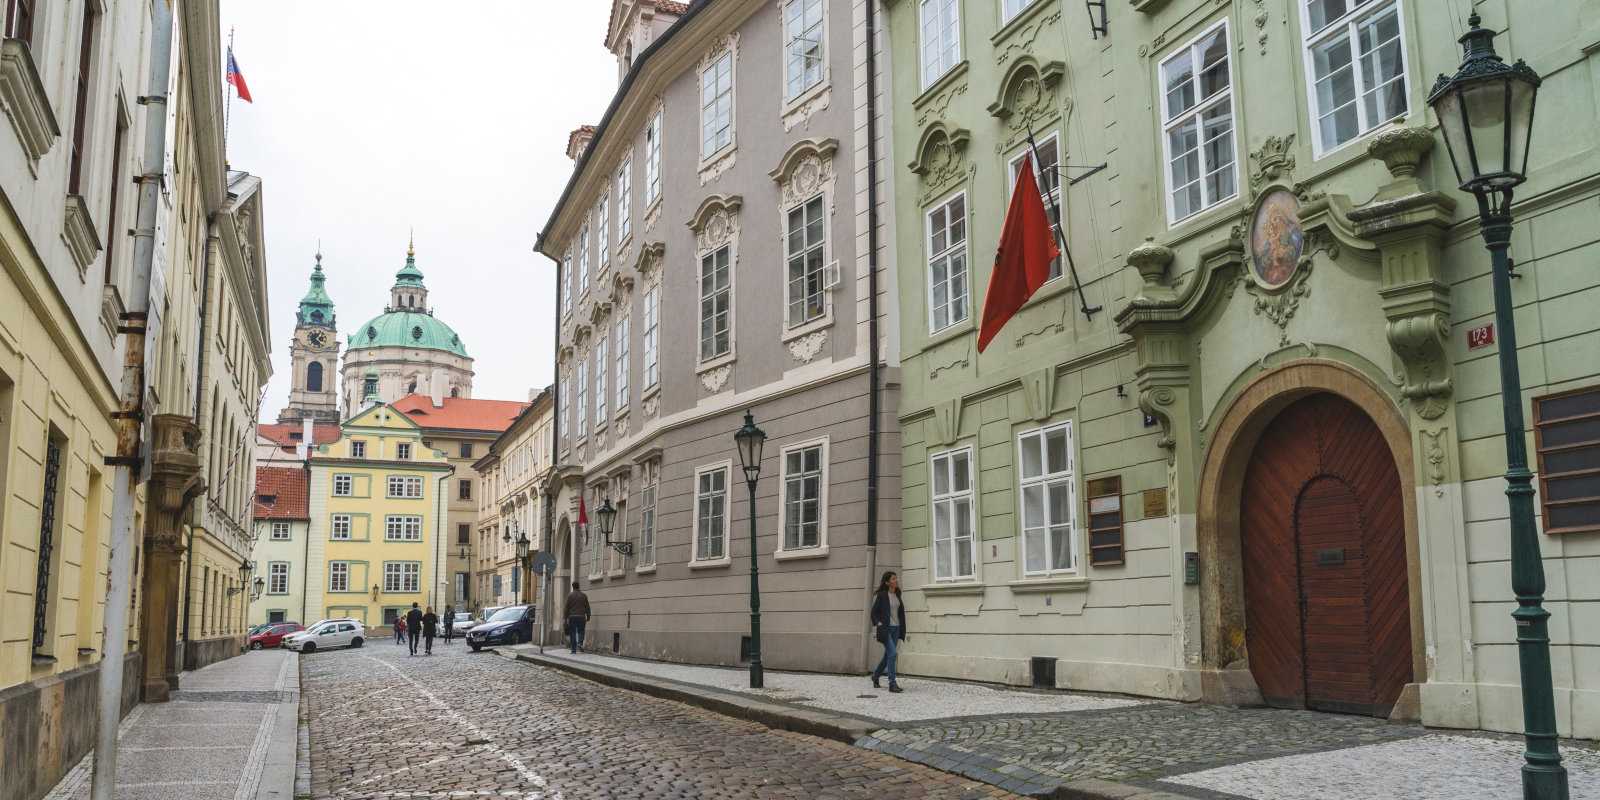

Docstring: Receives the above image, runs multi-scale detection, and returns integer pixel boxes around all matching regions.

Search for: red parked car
[249,622,304,649]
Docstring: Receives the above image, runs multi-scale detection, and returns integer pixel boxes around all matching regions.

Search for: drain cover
[856,694,879,698]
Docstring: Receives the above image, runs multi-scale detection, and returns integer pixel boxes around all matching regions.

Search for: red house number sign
[1468,323,1496,350]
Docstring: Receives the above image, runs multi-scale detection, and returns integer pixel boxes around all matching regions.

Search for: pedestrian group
[393,602,441,655]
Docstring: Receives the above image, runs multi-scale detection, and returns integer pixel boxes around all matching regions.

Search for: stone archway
[1196,360,1424,714]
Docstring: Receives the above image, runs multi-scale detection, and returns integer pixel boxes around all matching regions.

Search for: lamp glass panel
[1461,79,1510,182]
[1505,78,1537,183]
[1430,88,1472,185]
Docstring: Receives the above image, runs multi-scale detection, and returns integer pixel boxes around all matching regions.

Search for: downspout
[433,465,454,610]
[181,226,217,660]
[862,0,884,673]
[301,461,311,623]
[542,252,563,650]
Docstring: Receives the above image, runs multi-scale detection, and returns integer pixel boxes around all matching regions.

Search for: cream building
[473,388,554,609]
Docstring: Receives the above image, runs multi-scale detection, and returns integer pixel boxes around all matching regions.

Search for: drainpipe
[94,2,173,797]
[180,228,218,665]
[541,250,563,650]
[861,0,884,674]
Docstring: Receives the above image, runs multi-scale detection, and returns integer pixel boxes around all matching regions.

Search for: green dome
[348,311,469,358]
[297,253,336,326]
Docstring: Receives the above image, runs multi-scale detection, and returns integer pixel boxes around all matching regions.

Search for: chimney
[297,417,312,460]
[528,387,539,403]
[566,125,597,161]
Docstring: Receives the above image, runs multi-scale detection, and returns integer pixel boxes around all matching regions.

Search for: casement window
[701,51,734,157]
[576,357,589,439]
[617,158,633,241]
[492,574,503,598]
[271,521,291,540]
[611,498,628,573]
[385,515,423,541]
[350,440,367,458]
[926,193,970,333]
[1302,0,1408,155]
[457,523,471,545]
[645,111,662,204]
[331,514,352,540]
[595,334,609,425]
[103,112,128,285]
[1161,21,1237,222]
[588,486,605,576]
[784,0,825,99]
[1017,422,1076,575]
[329,562,350,593]
[383,562,420,593]
[1008,134,1063,280]
[32,437,63,649]
[333,475,354,496]
[699,246,732,361]
[1001,0,1034,24]
[387,475,423,499]
[615,316,630,411]
[642,286,660,388]
[562,251,574,314]
[693,465,729,562]
[578,223,591,295]
[785,196,828,327]
[597,195,610,267]
[639,475,658,568]
[66,0,99,195]
[396,442,412,460]
[557,376,569,448]
[4,0,38,43]
[1533,386,1600,535]
[458,479,472,501]
[780,440,827,551]
[930,447,977,581]
[268,562,289,594]
[919,0,961,89]
[460,442,473,458]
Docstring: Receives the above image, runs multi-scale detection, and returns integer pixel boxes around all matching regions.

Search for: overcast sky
[220,1,616,416]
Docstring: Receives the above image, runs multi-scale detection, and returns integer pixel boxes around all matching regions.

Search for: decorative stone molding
[1251,0,1270,55]
[615,414,629,438]
[642,394,659,418]
[687,194,743,253]
[644,199,662,233]
[699,148,737,186]
[781,85,831,132]
[1366,126,1436,200]
[62,194,103,277]
[770,138,839,206]
[0,39,60,171]
[634,241,665,286]
[1131,0,1172,13]
[699,363,731,393]
[1127,238,1176,301]
[1019,367,1057,422]
[1242,238,1321,347]
[909,123,974,205]
[989,57,1066,150]
[610,270,635,303]
[697,31,739,184]
[1420,427,1448,497]
[1247,133,1296,191]
[1013,296,1066,346]
[994,8,1062,67]
[927,338,971,380]
[1386,310,1452,419]
[913,64,968,126]
[146,414,204,553]
[1140,386,1179,462]
[928,397,966,447]
[786,329,828,363]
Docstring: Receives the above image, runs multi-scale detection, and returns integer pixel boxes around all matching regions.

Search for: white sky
[220,1,618,416]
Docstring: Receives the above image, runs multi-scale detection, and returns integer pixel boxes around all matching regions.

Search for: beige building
[473,388,554,609]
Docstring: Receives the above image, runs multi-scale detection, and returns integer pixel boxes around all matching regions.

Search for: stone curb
[294,656,313,800]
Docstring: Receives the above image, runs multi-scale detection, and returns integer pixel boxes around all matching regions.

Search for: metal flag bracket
[1025,129,1101,320]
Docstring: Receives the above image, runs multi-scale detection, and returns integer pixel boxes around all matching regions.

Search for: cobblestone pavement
[300,642,1022,799]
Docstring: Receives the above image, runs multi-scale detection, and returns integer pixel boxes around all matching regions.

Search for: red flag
[227,48,253,103]
[976,154,1060,352]
[577,495,589,526]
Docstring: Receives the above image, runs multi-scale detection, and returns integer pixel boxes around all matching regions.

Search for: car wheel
[301,642,316,654]
[250,641,263,650]
[351,637,364,649]
[469,641,482,652]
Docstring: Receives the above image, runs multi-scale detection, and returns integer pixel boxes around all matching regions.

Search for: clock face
[308,330,329,348]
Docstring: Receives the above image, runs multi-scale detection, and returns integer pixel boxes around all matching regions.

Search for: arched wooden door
[1239,393,1412,716]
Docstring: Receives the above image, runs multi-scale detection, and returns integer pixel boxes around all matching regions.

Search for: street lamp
[595,497,632,555]
[515,529,532,604]
[1428,15,1566,799]
[733,410,767,688]
[251,576,265,601]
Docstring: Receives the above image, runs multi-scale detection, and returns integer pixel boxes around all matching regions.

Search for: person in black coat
[869,571,907,693]
[442,604,455,643]
[421,607,439,655]
[405,603,424,656]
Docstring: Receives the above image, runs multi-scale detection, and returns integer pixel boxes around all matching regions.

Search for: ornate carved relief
[909,123,974,205]
[644,200,662,233]
[994,9,1062,67]
[635,241,666,286]
[771,138,840,207]
[1420,427,1448,496]
[1387,310,1452,420]
[1019,367,1057,422]
[782,86,831,132]
[915,77,967,128]
[988,58,1066,151]
[1013,296,1067,346]
[1244,261,1313,347]
[927,339,971,380]
[1248,133,1296,191]
[642,395,659,417]
[787,330,828,363]
[1139,386,1179,464]
[687,194,743,253]
[700,364,732,393]
[615,414,630,438]
[1251,0,1270,55]
[929,398,966,447]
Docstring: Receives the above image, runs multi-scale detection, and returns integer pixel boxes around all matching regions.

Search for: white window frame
[699,245,733,362]
[267,562,289,595]
[1007,133,1063,281]
[562,250,574,314]
[1016,421,1078,576]
[642,285,660,389]
[396,442,412,460]
[637,469,657,569]
[919,0,961,90]
[385,514,423,542]
[594,333,609,426]
[929,446,978,582]
[1159,20,1238,225]
[691,462,732,566]
[925,191,970,334]
[350,440,366,458]
[597,194,610,268]
[577,221,591,295]
[777,438,829,556]
[701,50,735,159]
[383,561,420,593]
[785,194,829,328]
[333,474,353,496]
[1299,0,1410,158]
[615,316,630,412]
[645,111,662,205]
[783,0,826,101]
[329,561,350,593]
[576,357,589,440]
[617,158,633,242]
[387,475,423,499]
[270,521,291,541]
[557,376,569,451]
[1000,0,1035,24]
[331,514,352,540]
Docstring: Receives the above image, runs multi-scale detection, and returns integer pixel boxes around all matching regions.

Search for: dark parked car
[249,622,304,649]
[466,605,534,651]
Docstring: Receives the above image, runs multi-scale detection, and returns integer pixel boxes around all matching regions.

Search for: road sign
[533,551,558,576]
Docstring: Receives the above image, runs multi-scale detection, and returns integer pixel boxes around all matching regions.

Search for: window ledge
[781,82,832,132]
[781,313,834,343]
[640,383,661,403]
[698,143,737,184]
[615,404,630,419]
[774,545,829,561]
[0,39,60,170]
[924,318,974,350]
[607,569,626,579]
[914,60,970,110]
[688,556,732,570]
[635,564,657,575]
[1008,576,1089,594]
[1163,194,1246,248]
[992,0,1054,45]
[920,580,984,597]
[62,194,103,277]
[697,351,736,374]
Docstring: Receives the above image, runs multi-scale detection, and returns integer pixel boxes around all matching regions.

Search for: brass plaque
[1143,488,1168,519]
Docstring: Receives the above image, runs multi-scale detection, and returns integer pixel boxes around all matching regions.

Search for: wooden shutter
[1086,475,1124,566]
[1533,386,1600,534]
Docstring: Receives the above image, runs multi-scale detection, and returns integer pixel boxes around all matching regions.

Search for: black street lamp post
[515,529,532,605]
[1428,15,1567,799]
[734,411,767,688]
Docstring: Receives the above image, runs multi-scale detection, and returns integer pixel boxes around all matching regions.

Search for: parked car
[249,622,304,649]
[466,605,534,651]
[284,619,366,653]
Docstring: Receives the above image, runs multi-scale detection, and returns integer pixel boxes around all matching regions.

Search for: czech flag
[577,496,588,526]
[976,153,1060,352]
[226,47,252,103]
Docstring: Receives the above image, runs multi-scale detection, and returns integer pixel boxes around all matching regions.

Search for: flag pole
[224,27,234,154]
[1026,128,1099,320]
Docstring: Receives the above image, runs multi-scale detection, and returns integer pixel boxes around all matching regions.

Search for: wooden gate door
[1239,393,1411,716]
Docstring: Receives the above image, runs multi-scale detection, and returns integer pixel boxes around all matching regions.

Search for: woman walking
[443,604,455,644]
[394,615,406,645]
[421,606,439,655]
[870,570,907,693]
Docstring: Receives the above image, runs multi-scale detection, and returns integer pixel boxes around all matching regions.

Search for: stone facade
[473,389,555,611]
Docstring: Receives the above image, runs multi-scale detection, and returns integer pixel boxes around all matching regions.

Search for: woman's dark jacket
[421,612,439,637]
[870,590,907,642]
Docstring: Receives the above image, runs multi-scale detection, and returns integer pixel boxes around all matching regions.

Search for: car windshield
[309,623,335,635]
[488,606,526,622]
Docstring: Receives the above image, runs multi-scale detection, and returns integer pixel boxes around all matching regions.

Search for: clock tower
[279,251,342,423]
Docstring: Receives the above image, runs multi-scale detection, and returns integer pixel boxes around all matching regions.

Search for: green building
[884,0,1597,739]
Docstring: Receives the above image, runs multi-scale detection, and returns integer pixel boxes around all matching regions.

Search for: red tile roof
[392,394,529,434]
[258,422,342,448]
[254,466,309,520]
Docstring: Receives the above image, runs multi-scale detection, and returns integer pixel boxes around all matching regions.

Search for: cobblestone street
[300,642,1019,799]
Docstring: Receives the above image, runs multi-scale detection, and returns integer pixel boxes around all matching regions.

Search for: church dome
[347,310,469,357]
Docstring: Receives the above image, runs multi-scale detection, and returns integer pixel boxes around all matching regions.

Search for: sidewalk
[45,649,301,800]
[502,646,1600,800]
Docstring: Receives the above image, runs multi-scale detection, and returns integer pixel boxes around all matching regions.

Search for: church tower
[278,251,341,423]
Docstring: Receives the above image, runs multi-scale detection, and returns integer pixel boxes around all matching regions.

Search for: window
[1161,22,1237,222]
[268,562,289,594]
[645,111,663,204]
[597,195,610,267]
[701,51,734,157]
[4,0,37,43]
[578,223,591,295]
[694,466,729,562]
[458,523,471,545]
[1008,134,1063,280]
[307,361,323,392]
[460,442,473,458]
[595,334,608,425]
[781,441,827,551]
[385,515,423,541]
[1302,0,1408,155]
[32,436,62,650]
[617,158,633,241]
[919,0,960,89]
[576,357,589,439]
[492,574,503,598]
[459,479,472,501]
[363,376,378,399]
[384,562,420,593]
[387,475,423,499]
[930,448,976,580]
[103,113,130,284]
[1533,387,1600,535]
[331,514,352,540]
[562,251,574,314]
[642,286,659,388]
[329,562,350,593]
[926,193,969,333]
[699,246,732,361]
[351,440,367,458]
[784,0,825,99]
[615,316,630,411]
[786,196,828,326]
[271,521,291,540]
[333,475,353,496]
[558,376,569,449]
[639,479,657,567]
[396,442,412,460]
[66,0,99,195]
[1017,422,1076,575]
[1001,0,1034,23]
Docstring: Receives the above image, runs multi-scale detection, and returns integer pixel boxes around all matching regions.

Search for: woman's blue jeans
[872,626,900,685]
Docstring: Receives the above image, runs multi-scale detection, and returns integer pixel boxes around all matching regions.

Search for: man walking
[443,604,455,644]
[421,606,439,655]
[563,581,591,654]
[405,602,424,656]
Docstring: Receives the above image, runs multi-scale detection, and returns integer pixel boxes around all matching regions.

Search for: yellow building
[305,402,453,628]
